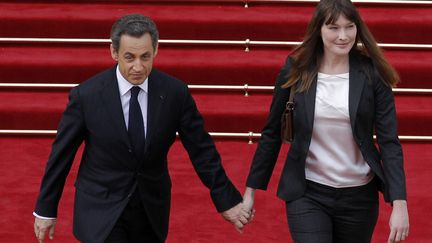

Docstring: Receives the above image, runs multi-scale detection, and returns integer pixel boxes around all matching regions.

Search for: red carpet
[1,2,431,43]
[1,0,431,242]
[0,138,431,242]
[1,90,432,136]
[1,44,431,88]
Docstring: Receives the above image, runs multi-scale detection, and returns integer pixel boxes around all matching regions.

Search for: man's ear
[154,43,158,57]
[110,44,118,61]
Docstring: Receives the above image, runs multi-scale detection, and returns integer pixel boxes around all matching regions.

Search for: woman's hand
[388,200,409,242]
[242,187,256,223]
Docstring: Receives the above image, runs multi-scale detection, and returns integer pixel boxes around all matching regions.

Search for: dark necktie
[128,86,145,159]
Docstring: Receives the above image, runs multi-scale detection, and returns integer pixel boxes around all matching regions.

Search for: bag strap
[286,86,295,111]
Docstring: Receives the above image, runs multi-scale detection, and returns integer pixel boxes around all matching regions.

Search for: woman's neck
[320,54,349,74]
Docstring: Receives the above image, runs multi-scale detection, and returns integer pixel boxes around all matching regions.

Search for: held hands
[34,217,56,243]
[221,202,253,233]
[221,187,256,233]
[388,200,410,243]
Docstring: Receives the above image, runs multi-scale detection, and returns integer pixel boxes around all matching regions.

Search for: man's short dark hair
[110,14,159,52]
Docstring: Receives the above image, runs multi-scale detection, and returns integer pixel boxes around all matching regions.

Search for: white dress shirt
[305,72,374,188]
[116,66,148,136]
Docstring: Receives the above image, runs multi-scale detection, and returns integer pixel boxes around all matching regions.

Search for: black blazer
[247,53,406,203]
[35,66,242,243]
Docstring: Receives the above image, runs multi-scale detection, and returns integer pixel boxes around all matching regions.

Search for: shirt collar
[116,65,148,96]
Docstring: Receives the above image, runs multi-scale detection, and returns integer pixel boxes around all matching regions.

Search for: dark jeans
[104,190,162,243]
[286,179,379,243]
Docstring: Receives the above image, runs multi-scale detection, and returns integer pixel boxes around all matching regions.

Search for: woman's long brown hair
[282,0,399,92]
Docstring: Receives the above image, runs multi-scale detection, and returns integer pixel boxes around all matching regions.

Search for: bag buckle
[286,101,295,110]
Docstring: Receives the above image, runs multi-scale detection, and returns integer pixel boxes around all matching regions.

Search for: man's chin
[128,77,146,85]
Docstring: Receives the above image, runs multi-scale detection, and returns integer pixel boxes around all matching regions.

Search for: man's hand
[34,217,56,243]
[221,202,252,233]
[388,200,409,243]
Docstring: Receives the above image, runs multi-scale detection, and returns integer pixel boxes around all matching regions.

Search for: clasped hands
[221,187,255,233]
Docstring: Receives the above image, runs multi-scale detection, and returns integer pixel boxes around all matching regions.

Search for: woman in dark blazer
[242,0,409,242]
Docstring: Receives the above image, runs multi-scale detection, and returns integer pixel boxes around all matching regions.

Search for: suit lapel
[304,76,318,130]
[99,67,132,153]
[348,55,365,129]
[145,71,166,151]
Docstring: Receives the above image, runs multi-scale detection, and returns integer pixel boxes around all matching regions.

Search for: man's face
[110,33,158,85]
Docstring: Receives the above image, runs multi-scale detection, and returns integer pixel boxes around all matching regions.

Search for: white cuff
[33,212,56,220]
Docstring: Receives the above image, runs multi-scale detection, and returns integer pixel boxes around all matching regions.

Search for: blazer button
[128,148,133,153]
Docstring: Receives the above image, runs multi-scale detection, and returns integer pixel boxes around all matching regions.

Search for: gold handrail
[1,83,431,96]
[128,0,432,5]
[1,38,431,50]
[242,0,432,7]
[243,0,432,4]
[1,130,431,143]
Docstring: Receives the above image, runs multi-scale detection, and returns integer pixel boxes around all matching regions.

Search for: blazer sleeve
[177,85,242,213]
[34,87,86,217]
[373,76,407,201]
[246,57,293,190]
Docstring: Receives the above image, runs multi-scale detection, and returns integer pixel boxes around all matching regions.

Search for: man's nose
[132,60,144,71]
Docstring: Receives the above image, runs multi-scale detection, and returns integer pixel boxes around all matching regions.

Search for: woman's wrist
[244,187,256,198]
[393,200,407,207]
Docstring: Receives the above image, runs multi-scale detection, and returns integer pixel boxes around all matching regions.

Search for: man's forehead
[118,34,155,51]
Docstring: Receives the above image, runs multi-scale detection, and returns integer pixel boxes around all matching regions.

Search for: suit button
[127,193,132,198]
[128,148,133,153]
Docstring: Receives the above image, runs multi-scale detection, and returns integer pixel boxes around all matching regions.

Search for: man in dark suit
[33,14,251,243]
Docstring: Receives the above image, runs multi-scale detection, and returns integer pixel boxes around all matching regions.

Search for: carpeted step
[0,137,431,242]
[1,2,431,44]
[1,90,431,136]
[1,44,431,88]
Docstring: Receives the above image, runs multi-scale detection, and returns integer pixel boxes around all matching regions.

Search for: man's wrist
[33,212,56,220]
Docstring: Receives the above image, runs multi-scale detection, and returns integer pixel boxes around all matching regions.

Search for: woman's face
[321,14,357,58]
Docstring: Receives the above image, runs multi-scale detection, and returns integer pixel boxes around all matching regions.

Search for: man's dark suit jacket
[247,51,407,204]
[35,66,242,243]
